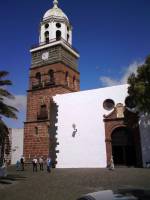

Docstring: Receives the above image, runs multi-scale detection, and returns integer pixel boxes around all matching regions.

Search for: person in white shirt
[32,156,38,172]
[39,156,44,171]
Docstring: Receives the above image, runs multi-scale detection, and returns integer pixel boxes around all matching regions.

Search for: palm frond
[0,88,14,99]
[0,119,9,138]
[0,80,12,86]
[0,71,9,79]
[0,70,18,120]
[0,101,18,119]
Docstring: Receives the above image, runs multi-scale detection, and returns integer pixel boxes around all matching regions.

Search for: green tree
[126,55,150,114]
[0,71,18,167]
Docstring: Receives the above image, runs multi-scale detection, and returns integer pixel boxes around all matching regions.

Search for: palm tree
[0,71,18,167]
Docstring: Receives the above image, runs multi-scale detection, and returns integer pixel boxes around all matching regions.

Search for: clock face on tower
[42,52,49,60]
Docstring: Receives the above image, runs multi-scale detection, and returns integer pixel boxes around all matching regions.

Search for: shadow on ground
[0,174,26,185]
[78,188,150,200]
[118,188,150,200]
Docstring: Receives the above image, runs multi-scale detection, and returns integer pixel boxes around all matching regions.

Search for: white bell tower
[40,0,72,45]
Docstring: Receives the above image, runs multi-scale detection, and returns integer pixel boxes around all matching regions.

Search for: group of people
[16,156,52,173]
[32,156,52,173]
[16,155,114,171]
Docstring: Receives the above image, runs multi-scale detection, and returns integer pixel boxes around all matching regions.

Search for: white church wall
[69,29,72,44]
[11,128,24,165]
[53,84,128,168]
[61,23,67,41]
[139,115,150,167]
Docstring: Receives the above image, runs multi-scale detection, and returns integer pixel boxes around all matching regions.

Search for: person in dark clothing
[20,156,25,171]
[47,157,51,173]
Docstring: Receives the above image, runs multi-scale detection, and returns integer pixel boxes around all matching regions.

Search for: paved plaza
[0,166,150,200]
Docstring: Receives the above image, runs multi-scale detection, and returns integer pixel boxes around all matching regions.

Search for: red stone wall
[26,86,71,122]
[24,122,49,160]
[24,62,80,161]
[29,63,80,91]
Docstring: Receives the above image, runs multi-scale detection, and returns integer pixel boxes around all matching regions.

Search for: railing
[44,81,55,87]
[43,15,68,22]
[31,37,79,54]
[32,83,42,89]
[32,81,55,90]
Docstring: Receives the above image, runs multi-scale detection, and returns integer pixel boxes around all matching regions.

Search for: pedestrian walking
[108,156,115,170]
[47,157,51,173]
[32,156,38,172]
[20,156,25,171]
[16,159,20,171]
[39,156,44,171]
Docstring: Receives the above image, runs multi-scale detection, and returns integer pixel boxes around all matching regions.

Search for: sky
[1,0,150,128]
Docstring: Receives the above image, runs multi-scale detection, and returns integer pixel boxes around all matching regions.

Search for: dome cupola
[39,0,72,45]
[43,0,68,21]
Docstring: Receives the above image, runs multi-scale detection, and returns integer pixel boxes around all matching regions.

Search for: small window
[103,99,115,111]
[45,31,49,43]
[40,104,47,114]
[67,34,69,42]
[56,23,61,28]
[67,26,69,31]
[35,127,38,135]
[48,70,55,83]
[45,23,49,29]
[37,104,48,120]
[65,71,69,86]
[65,71,68,81]
[56,30,61,40]
[73,76,76,87]
[35,72,41,84]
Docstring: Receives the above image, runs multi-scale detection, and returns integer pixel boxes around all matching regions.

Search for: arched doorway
[111,127,136,166]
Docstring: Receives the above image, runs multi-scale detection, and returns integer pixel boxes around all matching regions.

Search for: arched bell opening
[48,70,55,84]
[35,72,42,85]
[45,31,49,43]
[56,30,61,41]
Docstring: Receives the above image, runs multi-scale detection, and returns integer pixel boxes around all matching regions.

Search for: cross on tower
[53,0,58,8]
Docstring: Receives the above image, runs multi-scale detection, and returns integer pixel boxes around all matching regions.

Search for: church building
[23,0,150,168]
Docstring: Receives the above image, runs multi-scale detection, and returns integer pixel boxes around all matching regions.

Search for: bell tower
[24,0,80,161]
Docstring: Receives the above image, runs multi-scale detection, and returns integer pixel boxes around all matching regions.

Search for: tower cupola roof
[43,0,68,21]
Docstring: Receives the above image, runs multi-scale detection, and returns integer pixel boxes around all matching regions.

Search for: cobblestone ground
[0,165,150,200]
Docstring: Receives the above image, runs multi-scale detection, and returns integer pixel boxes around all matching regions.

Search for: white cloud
[120,61,142,84]
[99,61,143,87]
[5,95,27,111]
[100,77,119,86]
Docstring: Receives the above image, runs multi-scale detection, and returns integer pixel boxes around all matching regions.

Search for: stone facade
[24,52,80,162]
[31,44,79,70]
[104,105,143,167]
